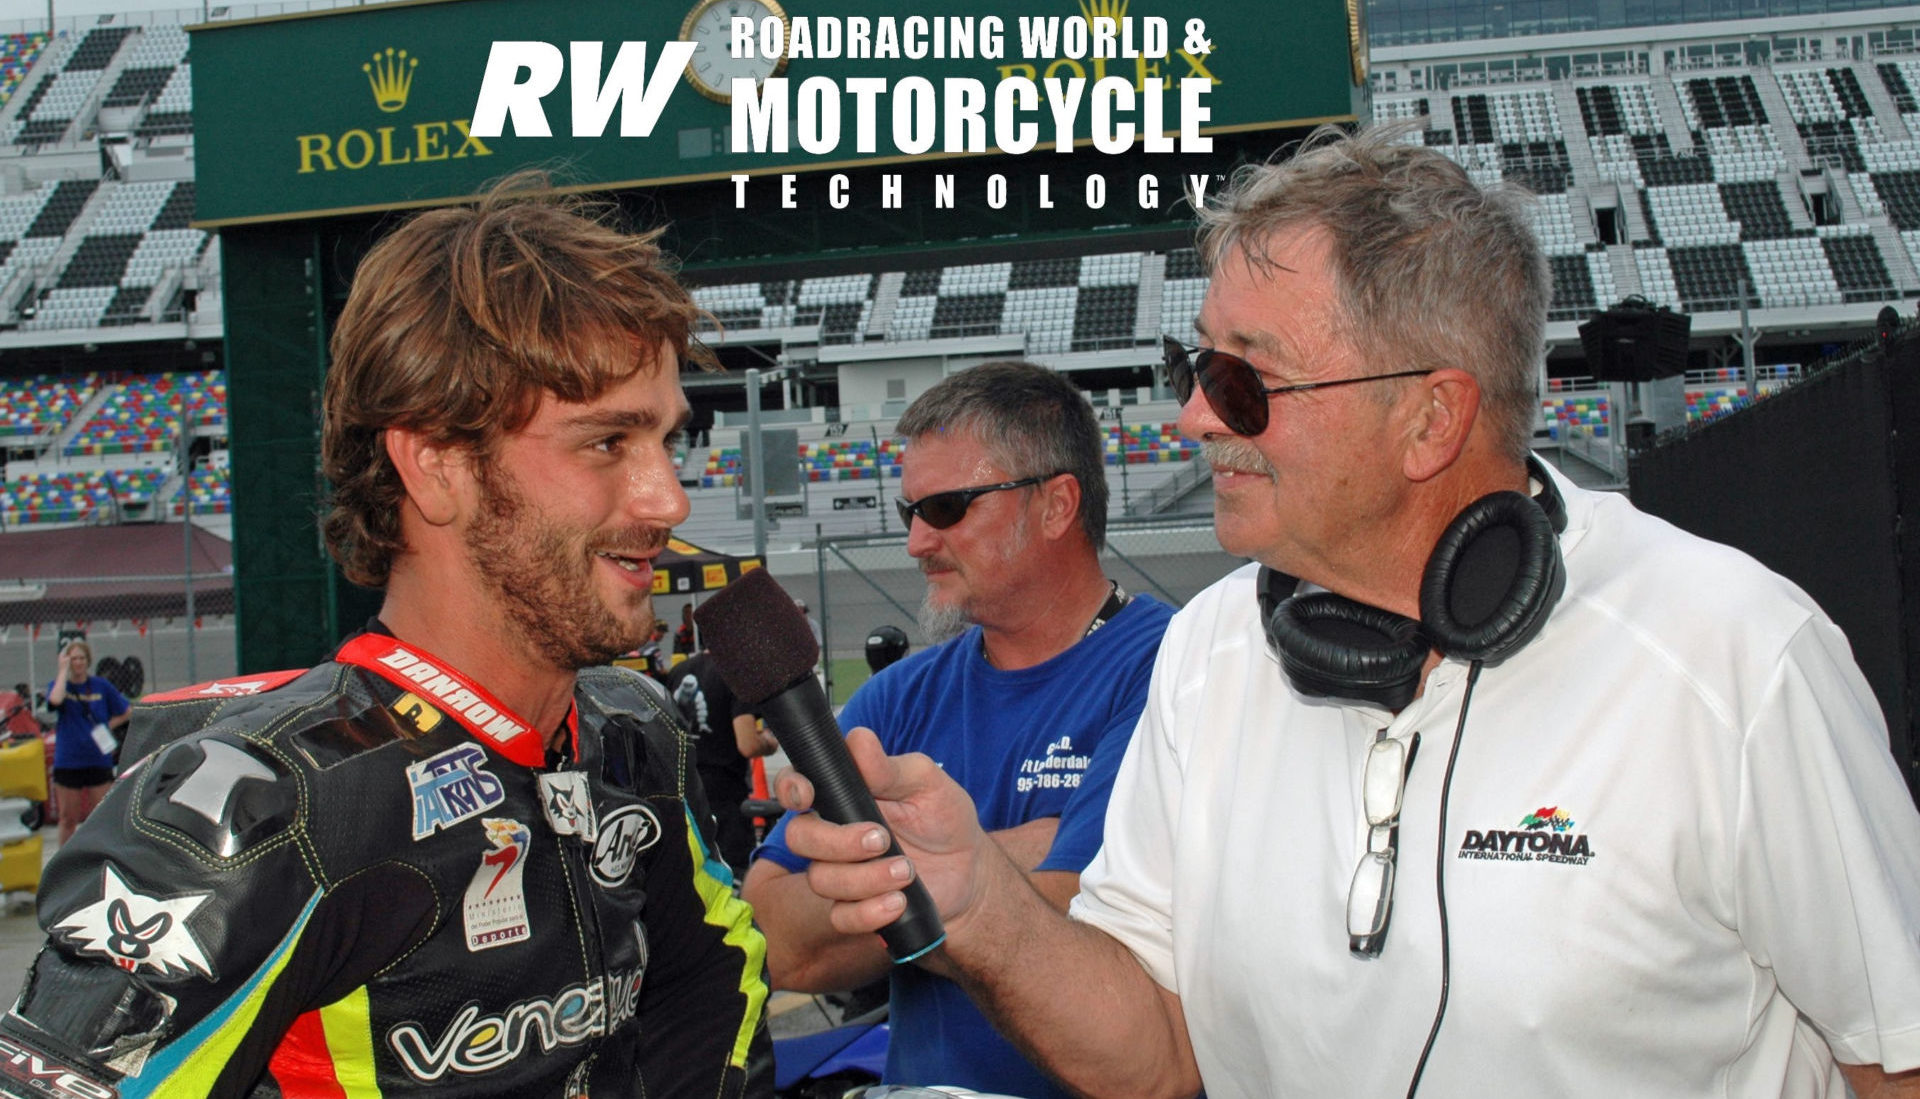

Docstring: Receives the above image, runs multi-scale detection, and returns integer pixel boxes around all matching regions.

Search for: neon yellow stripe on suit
[686,805,770,1067]
[123,891,322,1099]
[319,987,384,1099]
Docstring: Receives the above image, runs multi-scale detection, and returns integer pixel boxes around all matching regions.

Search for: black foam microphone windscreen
[695,568,946,962]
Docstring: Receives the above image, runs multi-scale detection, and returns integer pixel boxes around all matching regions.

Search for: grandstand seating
[698,447,743,488]
[796,438,900,483]
[1549,250,1621,320]
[691,249,1157,355]
[109,465,166,505]
[1680,73,1769,132]
[694,425,1193,496]
[173,465,231,516]
[1540,392,1611,439]
[0,469,112,525]
[0,34,49,107]
[135,61,191,138]
[1631,246,1683,309]
[1822,226,1896,300]
[0,179,208,329]
[102,24,186,110]
[1363,61,1920,317]
[1578,82,1660,136]
[5,26,132,146]
[63,371,226,456]
[1686,384,1750,421]
[11,9,1920,544]
[0,374,96,443]
[1107,423,1197,465]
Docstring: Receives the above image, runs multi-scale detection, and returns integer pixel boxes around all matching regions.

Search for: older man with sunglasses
[744,360,1174,1098]
[771,126,1920,1099]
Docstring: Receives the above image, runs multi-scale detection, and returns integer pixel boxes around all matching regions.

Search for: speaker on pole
[1579,297,1692,383]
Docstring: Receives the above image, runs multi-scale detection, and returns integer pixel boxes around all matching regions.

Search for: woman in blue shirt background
[45,639,128,843]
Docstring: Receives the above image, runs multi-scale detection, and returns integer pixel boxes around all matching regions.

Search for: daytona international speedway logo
[1457,805,1595,866]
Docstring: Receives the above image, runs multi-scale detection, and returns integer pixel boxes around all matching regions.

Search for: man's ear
[1040,471,1084,541]
[1401,368,1480,483]
[385,427,470,526]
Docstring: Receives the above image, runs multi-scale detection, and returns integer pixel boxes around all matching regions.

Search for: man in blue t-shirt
[45,639,129,843]
[745,361,1175,1099]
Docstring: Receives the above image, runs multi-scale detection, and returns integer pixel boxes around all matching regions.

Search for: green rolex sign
[189,0,1364,226]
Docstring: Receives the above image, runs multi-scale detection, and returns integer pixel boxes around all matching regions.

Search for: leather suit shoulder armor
[122,665,347,767]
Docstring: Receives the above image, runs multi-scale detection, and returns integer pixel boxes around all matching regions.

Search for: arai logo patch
[591,805,661,887]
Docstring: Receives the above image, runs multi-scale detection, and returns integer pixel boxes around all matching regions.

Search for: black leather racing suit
[0,640,772,1099]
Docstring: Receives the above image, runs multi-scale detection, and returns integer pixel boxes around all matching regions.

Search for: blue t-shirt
[756,595,1173,1098]
[47,674,129,771]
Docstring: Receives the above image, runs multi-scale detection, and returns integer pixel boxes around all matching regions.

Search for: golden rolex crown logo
[363,47,417,113]
[1078,0,1128,25]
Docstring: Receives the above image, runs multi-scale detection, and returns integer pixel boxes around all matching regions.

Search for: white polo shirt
[1073,470,1920,1098]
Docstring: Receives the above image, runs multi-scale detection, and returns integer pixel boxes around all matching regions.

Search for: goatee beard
[918,593,970,645]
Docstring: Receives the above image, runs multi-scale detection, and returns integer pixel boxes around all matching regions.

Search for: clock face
[682,0,790,104]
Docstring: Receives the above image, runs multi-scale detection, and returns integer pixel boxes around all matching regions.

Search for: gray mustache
[1201,439,1275,477]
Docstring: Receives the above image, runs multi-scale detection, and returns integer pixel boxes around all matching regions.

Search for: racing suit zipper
[552,764,610,1082]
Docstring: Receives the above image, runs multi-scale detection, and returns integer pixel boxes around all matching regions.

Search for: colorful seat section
[800,438,902,483]
[109,466,168,504]
[700,439,907,488]
[698,427,1195,489]
[1106,423,1197,465]
[1540,393,1611,439]
[700,447,743,488]
[0,469,112,525]
[1685,386,1750,422]
[64,370,226,456]
[0,373,98,442]
[1683,365,1798,423]
[172,465,230,515]
[0,33,50,107]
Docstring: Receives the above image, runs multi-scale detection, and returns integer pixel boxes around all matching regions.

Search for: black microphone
[695,569,946,962]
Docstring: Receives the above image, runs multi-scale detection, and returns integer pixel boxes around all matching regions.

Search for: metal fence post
[181,397,197,684]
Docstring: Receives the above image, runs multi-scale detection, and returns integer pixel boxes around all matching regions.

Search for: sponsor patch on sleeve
[49,866,215,981]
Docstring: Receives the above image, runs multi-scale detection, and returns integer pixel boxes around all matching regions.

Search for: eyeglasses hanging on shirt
[1349,729,1421,959]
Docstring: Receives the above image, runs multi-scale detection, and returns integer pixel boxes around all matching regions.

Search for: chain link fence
[805,516,1243,701]
[0,576,236,707]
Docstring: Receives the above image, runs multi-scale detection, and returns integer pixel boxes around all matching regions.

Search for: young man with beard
[743,360,1174,1099]
[769,128,1920,1099]
[0,180,773,1099]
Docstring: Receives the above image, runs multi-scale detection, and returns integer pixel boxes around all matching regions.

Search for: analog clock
[681,0,791,105]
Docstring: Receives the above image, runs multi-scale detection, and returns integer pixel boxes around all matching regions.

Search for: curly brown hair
[321,172,711,588]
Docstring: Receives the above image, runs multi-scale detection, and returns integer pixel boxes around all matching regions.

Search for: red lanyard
[335,634,573,768]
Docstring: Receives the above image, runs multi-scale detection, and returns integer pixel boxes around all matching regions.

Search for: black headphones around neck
[1257,457,1569,712]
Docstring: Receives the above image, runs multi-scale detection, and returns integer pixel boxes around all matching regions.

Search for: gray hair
[1196,123,1548,463]
[895,360,1109,548]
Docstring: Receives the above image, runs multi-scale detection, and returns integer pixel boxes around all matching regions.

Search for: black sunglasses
[895,474,1063,530]
[1161,335,1436,437]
